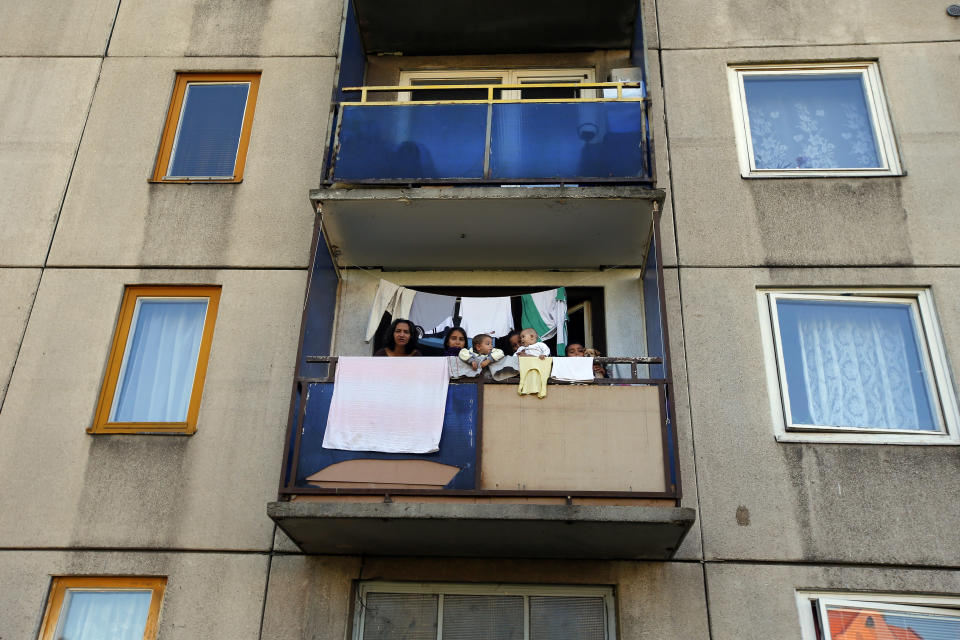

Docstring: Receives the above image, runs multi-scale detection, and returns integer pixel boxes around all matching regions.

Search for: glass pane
[775,298,938,430]
[442,594,523,640]
[490,101,647,180]
[168,83,249,178]
[112,298,208,422]
[826,604,960,640]
[529,595,606,640]
[362,593,438,640]
[743,73,881,169]
[334,104,487,180]
[56,589,152,640]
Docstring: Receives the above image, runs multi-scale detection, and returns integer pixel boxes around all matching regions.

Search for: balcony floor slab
[268,501,695,559]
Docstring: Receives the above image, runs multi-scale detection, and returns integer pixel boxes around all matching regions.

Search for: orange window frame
[89,285,221,435]
[38,576,167,640]
[151,72,261,183]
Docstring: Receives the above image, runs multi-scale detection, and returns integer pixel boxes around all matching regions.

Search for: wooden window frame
[89,285,221,435]
[151,72,261,183]
[38,576,167,640]
[398,68,595,101]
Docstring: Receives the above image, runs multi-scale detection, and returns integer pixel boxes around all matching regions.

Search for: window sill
[148,178,243,184]
[87,424,196,435]
[741,169,905,179]
[775,430,960,445]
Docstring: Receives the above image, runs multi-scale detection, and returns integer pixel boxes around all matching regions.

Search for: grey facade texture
[0,1,958,638]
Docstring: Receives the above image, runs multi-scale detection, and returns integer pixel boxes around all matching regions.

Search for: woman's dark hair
[443,326,468,350]
[385,318,419,352]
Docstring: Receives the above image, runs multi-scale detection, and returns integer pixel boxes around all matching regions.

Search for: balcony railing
[326,82,653,185]
[278,355,678,500]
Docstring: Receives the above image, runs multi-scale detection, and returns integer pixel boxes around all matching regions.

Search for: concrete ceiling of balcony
[312,186,665,270]
[353,0,638,55]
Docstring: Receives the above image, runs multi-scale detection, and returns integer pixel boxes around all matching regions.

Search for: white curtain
[112,299,208,422]
[56,590,152,640]
[794,310,925,429]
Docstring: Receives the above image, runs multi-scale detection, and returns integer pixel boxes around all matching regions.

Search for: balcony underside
[268,501,695,559]
[353,0,638,55]
[313,186,664,269]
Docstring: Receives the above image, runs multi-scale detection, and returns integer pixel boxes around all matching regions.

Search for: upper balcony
[326,82,653,186]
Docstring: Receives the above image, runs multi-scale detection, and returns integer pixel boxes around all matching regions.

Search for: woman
[374,319,422,357]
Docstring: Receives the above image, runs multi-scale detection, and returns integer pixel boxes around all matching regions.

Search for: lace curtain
[744,74,881,170]
[777,299,937,430]
[55,590,152,640]
[112,299,208,422]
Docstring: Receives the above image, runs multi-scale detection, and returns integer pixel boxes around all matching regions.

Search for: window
[152,72,260,182]
[728,62,901,177]
[37,577,166,640]
[758,289,959,444]
[399,68,595,101]
[90,285,221,434]
[797,592,960,640]
[354,583,616,640]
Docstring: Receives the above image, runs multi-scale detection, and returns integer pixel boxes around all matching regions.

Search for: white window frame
[353,581,616,640]
[399,68,595,101]
[796,591,960,640]
[728,62,902,178]
[757,288,960,445]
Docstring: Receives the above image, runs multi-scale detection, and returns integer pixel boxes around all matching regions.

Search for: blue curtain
[112,299,208,422]
[56,590,152,640]
[168,83,249,178]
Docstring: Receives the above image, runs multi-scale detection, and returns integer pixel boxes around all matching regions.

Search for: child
[443,327,468,356]
[515,328,550,359]
[505,330,522,356]
[459,334,505,370]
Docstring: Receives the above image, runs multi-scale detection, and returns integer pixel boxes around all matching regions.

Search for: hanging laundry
[459,296,514,339]
[365,279,417,342]
[520,287,568,354]
[550,356,595,382]
[408,291,457,336]
[518,356,553,398]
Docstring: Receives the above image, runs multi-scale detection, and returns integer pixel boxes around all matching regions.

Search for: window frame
[151,72,261,183]
[796,591,960,640]
[89,285,221,435]
[757,288,960,445]
[727,61,902,178]
[37,576,166,640]
[353,581,617,640]
[398,68,595,101]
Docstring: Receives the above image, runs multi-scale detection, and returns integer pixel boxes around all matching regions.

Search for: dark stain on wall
[187,0,272,56]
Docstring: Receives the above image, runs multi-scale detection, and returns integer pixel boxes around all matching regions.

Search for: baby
[515,328,551,359]
[459,333,505,371]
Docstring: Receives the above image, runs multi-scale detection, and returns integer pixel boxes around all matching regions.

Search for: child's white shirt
[516,341,550,357]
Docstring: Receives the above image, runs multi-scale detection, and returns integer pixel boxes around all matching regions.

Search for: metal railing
[326,82,653,184]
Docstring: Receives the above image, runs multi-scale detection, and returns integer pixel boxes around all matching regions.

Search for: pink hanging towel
[322,357,450,453]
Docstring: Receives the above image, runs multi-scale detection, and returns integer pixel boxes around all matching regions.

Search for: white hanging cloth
[365,279,417,342]
[459,296,514,339]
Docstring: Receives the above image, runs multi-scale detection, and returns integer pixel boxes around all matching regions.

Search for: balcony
[327,82,652,185]
[269,357,694,559]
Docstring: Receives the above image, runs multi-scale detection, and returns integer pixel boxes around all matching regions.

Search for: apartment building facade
[1,1,959,638]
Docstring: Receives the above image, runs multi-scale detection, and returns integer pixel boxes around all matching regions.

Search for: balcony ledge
[268,501,695,559]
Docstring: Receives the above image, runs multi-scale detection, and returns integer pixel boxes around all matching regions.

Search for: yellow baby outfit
[518,357,553,398]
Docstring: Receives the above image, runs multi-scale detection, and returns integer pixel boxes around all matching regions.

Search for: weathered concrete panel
[262,556,709,640]
[682,267,960,564]
[0,269,40,406]
[0,549,267,640]
[706,563,960,640]
[108,0,342,57]
[658,0,960,49]
[662,42,960,267]
[0,0,119,56]
[0,268,306,550]
[0,58,101,266]
[49,56,334,268]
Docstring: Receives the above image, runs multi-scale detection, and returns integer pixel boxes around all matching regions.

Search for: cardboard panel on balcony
[353,0,637,55]
[314,186,663,269]
[481,385,665,492]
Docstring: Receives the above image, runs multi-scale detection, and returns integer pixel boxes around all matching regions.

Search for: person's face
[566,343,585,357]
[520,329,538,346]
[448,331,466,349]
[393,323,411,346]
[509,334,521,351]
[475,337,492,355]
